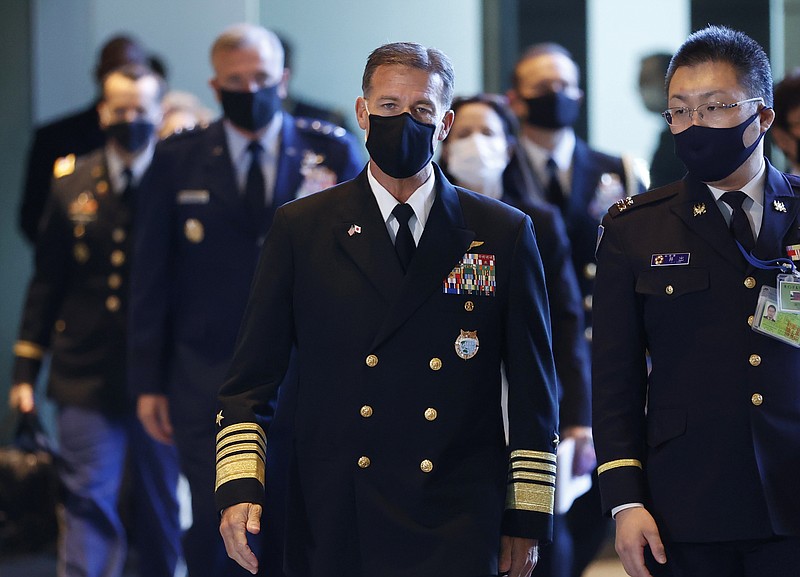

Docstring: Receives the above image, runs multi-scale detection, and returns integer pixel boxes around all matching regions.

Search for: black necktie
[245,141,267,230]
[546,157,566,211]
[121,168,133,200]
[392,203,416,273]
[721,190,755,252]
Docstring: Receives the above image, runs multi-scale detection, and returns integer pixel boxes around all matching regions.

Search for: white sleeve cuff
[611,502,644,519]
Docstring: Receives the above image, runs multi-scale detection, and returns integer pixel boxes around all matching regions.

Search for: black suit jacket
[19,103,106,243]
[593,160,800,542]
[215,165,559,576]
[13,148,132,413]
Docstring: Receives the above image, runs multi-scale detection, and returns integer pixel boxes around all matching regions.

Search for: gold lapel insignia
[773,200,787,213]
[468,240,484,250]
[692,203,706,217]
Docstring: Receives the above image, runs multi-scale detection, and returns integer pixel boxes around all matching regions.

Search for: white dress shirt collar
[367,162,436,245]
[520,129,576,193]
[105,140,155,193]
[706,157,767,237]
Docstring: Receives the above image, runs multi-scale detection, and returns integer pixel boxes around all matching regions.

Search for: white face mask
[446,133,509,198]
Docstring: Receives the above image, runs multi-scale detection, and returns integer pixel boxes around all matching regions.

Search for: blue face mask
[673,111,765,182]
[220,84,281,132]
[105,119,155,153]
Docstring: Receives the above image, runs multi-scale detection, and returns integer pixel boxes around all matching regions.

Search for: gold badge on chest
[454,329,479,360]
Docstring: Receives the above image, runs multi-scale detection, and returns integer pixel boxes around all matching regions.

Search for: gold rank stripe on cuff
[215,422,267,490]
[505,449,556,514]
[13,340,45,361]
[597,458,643,475]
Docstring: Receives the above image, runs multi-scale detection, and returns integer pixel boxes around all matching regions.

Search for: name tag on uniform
[651,253,690,266]
[177,189,210,204]
[444,253,496,296]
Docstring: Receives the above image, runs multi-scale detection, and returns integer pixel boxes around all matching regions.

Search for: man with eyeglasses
[592,25,800,577]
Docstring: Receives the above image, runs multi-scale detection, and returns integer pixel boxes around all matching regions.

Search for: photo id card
[752,285,800,347]
[777,273,800,313]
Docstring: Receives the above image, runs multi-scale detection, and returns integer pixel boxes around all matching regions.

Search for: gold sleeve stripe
[216,432,266,453]
[597,459,643,475]
[215,453,266,490]
[13,341,45,361]
[509,461,557,474]
[505,480,555,514]
[509,449,557,463]
[216,442,266,463]
[509,470,556,484]
[216,422,266,443]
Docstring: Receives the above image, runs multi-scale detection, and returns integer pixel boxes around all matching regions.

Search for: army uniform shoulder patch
[607,186,677,219]
[53,154,76,179]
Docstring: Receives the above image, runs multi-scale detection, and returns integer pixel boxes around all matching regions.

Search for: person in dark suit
[772,68,800,176]
[215,42,559,577]
[9,65,182,577]
[506,42,648,577]
[440,93,591,577]
[127,23,363,577]
[19,35,149,244]
[593,26,800,577]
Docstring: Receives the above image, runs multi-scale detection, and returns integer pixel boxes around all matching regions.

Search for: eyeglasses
[661,97,764,128]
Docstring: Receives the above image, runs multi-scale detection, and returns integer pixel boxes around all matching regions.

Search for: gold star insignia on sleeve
[215,411,224,426]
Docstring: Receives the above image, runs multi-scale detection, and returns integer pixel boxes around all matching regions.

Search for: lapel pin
[774,200,787,213]
[692,203,706,217]
[347,224,362,236]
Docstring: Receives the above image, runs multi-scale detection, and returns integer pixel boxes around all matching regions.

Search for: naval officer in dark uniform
[10,64,182,577]
[593,26,800,577]
[127,23,363,577]
[215,41,559,577]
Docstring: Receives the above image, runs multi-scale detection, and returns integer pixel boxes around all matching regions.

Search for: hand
[499,535,538,577]
[561,426,596,476]
[9,383,35,413]
[220,502,262,574]
[137,394,173,444]
[615,507,667,577]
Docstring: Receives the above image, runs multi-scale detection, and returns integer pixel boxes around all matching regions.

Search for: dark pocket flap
[636,267,709,298]
[647,407,687,447]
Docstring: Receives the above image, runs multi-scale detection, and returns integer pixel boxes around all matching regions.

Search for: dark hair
[511,43,579,90]
[95,35,148,84]
[362,42,455,110]
[774,68,800,129]
[450,94,519,144]
[666,25,773,106]
[101,63,167,101]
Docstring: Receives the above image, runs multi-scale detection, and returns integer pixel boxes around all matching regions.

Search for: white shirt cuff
[611,503,644,519]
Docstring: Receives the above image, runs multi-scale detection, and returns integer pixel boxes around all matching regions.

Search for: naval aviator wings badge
[455,329,479,360]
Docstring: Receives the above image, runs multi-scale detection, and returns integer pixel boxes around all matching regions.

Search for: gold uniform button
[357,456,371,469]
[108,273,123,290]
[74,224,86,238]
[665,285,674,295]
[365,354,378,367]
[424,408,438,421]
[429,358,442,371]
[106,295,121,312]
[96,180,109,195]
[420,459,434,473]
[111,250,126,267]
[55,320,66,332]
[751,393,763,406]
[464,300,474,312]
[749,354,761,367]
[744,277,757,289]
[748,315,755,326]
[73,243,90,264]
[360,405,373,418]
[583,295,593,311]
[112,228,126,243]
[584,263,597,280]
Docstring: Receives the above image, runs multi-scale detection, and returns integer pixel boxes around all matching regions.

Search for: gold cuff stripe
[216,422,266,443]
[13,341,45,361]
[509,449,557,463]
[597,459,643,475]
[509,470,556,484]
[509,461,557,474]
[505,480,555,514]
[217,442,266,463]
[216,432,267,454]
[215,453,266,490]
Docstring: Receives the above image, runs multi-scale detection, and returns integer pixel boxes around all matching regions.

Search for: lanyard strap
[735,240,798,274]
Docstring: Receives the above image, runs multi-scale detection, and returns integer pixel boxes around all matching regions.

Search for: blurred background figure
[638,52,687,188]
[158,90,214,138]
[9,64,182,577]
[773,67,800,175]
[276,32,348,128]
[440,93,592,577]
[19,35,151,245]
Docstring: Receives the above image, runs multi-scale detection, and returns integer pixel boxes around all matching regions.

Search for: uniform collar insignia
[773,200,787,213]
[692,202,706,217]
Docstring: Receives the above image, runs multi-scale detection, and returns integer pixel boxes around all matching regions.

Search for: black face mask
[220,84,281,132]
[365,112,436,179]
[105,119,155,153]
[525,91,581,129]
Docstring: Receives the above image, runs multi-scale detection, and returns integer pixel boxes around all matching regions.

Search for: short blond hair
[210,23,284,69]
